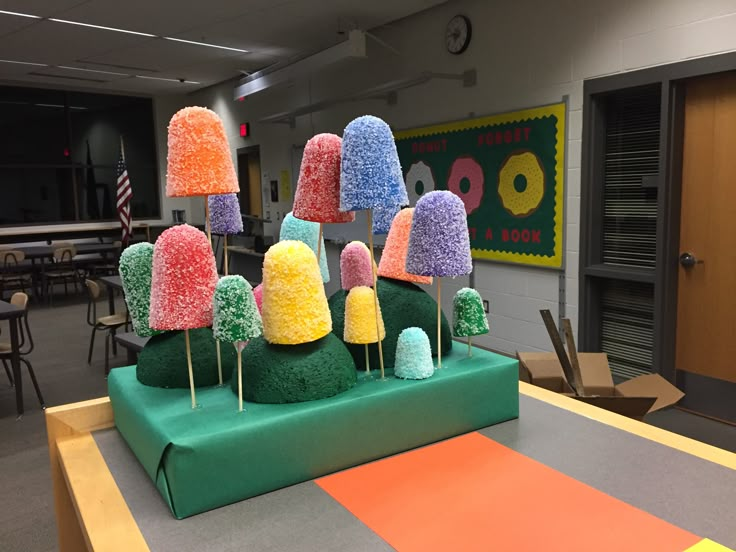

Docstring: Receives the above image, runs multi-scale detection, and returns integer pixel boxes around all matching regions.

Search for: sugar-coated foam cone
[340,241,373,290]
[280,212,330,283]
[149,224,218,331]
[262,241,332,344]
[166,106,239,197]
[339,115,408,212]
[293,133,355,223]
[378,208,432,285]
[344,286,385,344]
[406,191,473,277]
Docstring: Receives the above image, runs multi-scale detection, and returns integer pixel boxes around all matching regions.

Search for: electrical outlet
[483,299,489,313]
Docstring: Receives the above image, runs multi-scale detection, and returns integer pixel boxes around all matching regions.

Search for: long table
[0,300,23,417]
[45,382,736,552]
[17,243,120,300]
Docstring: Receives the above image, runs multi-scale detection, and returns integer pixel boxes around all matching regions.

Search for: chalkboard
[394,103,566,268]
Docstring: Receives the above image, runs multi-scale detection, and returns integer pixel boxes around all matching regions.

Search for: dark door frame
[236,145,262,216]
[580,51,736,418]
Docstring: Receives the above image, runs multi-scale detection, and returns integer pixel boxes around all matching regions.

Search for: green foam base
[230,333,357,403]
[108,346,519,519]
[137,328,235,388]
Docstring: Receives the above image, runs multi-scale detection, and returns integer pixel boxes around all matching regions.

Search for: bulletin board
[394,102,566,268]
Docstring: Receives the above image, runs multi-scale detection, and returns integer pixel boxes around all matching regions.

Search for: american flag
[116,144,133,243]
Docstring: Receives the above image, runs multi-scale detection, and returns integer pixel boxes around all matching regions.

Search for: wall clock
[445,14,472,55]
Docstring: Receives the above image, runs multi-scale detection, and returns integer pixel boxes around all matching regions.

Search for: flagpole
[119,135,131,246]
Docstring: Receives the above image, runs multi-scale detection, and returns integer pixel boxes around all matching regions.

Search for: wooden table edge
[519,381,736,469]
[46,397,150,552]
[45,386,736,552]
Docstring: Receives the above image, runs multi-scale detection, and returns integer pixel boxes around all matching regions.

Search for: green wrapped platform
[108,346,519,519]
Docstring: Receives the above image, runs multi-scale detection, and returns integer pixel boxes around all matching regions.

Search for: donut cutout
[447,156,484,215]
[498,151,545,217]
[405,161,435,206]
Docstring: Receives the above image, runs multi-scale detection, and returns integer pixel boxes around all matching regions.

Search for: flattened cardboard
[516,351,683,419]
[616,374,685,413]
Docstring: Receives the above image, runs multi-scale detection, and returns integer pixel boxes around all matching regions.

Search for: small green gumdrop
[213,275,262,343]
[119,242,160,338]
[452,287,489,337]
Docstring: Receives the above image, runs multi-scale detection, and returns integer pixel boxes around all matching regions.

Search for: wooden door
[677,73,736,418]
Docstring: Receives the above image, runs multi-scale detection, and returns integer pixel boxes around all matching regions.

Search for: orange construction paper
[317,432,702,552]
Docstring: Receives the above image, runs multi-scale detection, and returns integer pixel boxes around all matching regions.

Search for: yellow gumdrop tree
[262,240,332,344]
[344,286,385,345]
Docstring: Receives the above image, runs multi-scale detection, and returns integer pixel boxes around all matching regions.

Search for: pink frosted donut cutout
[447,156,484,215]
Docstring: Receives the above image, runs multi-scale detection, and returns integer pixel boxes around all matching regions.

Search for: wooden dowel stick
[184,329,197,409]
[365,343,370,375]
[437,278,442,369]
[216,340,223,385]
[317,223,323,264]
[224,236,229,276]
[205,197,212,246]
[237,348,243,412]
[366,210,385,379]
[468,336,472,358]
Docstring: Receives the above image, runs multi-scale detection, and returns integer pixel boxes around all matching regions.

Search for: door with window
[676,72,736,422]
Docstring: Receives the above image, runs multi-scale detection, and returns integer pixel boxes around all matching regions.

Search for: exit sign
[240,123,250,138]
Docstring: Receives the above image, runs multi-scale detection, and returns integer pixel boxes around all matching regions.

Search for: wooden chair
[0,292,44,407]
[45,246,83,305]
[85,280,127,375]
[0,250,33,301]
[86,241,122,278]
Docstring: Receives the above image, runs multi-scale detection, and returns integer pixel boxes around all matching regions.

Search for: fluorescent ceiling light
[135,75,200,84]
[57,65,128,76]
[0,10,41,19]
[164,36,248,53]
[48,18,156,37]
[0,59,47,66]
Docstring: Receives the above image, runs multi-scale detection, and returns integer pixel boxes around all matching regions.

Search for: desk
[0,300,23,417]
[114,332,149,364]
[21,243,120,300]
[98,275,122,316]
[45,382,736,551]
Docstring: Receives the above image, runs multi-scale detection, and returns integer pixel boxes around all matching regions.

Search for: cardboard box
[518,351,684,420]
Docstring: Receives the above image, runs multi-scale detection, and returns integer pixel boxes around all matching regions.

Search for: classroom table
[0,300,23,418]
[20,243,120,300]
[114,332,149,364]
[98,275,122,316]
[45,381,736,552]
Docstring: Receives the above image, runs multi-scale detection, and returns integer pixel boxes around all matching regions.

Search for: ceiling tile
[0,0,90,18]
[81,38,245,76]
[0,20,151,65]
[51,0,284,36]
[0,13,39,38]
[0,0,448,94]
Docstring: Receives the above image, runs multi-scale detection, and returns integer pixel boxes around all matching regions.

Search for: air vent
[602,85,660,268]
[600,280,654,379]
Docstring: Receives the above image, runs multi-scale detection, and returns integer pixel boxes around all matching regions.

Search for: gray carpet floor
[1,291,734,552]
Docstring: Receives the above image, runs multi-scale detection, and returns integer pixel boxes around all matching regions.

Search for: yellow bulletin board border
[394,102,567,269]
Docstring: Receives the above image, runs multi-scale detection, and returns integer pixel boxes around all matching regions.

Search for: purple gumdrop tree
[208,193,243,275]
[406,190,472,368]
